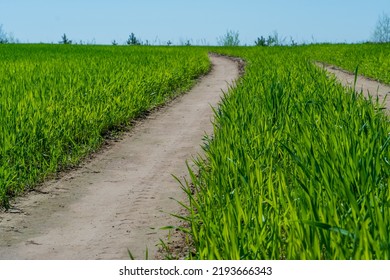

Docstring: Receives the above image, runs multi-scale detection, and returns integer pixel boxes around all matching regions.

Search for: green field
[0,44,210,207]
[0,43,389,259]
[302,43,390,84]
[185,44,390,259]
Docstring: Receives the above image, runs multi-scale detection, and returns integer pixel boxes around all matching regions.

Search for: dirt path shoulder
[317,63,390,113]
[0,55,239,260]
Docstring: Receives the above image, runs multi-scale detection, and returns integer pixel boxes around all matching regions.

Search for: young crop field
[0,43,389,260]
[302,43,390,85]
[0,44,210,207]
[184,45,390,260]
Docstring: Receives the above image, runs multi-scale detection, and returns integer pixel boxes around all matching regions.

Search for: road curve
[0,55,240,260]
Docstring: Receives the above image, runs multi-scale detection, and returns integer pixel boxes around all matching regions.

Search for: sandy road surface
[318,63,390,113]
[0,55,239,260]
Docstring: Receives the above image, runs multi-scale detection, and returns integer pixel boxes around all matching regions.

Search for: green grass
[0,44,210,207]
[301,43,390,84]
[183,46,390,259]
[1,43,389,259]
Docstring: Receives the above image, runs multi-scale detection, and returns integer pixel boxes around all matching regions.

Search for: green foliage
[126,33,141,45]
[217,30,240,46]
[0,44,210,207]
[60,33,72,44]
[302,43,390,85]
[184,45,390,259]
[265,32,281,46]
[255,32,284,47]
[1,42,389,259]
[254,36,267,46]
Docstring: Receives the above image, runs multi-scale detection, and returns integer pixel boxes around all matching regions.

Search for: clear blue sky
[0,0,389,45]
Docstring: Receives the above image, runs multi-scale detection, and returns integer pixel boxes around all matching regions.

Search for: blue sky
[0,0,389,45]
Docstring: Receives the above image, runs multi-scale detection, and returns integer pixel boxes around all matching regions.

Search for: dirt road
[318,63,390,113]
[0,55,239,260]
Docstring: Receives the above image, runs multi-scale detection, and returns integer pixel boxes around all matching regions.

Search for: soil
[0,55,239,260]
[317,63,390,113]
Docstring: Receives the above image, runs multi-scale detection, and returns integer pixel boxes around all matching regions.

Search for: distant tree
[112,40,118,46]
[217,30,240,46]
[166,40,172,46]
[267,31,283,46]
[254,36,267,46]
[255,32,285,46]
[266,35,276,46]
[372,13,390,43]
[0,25,18,44]
[0,24,9,44]
[60,33,72,44]
[289,36,297,46]
[179,38,192,46]
[126,33,141,45]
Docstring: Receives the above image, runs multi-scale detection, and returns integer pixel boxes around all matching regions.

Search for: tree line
[1,13,390,46]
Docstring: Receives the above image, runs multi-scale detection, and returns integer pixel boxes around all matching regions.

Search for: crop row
[184,46,389,259]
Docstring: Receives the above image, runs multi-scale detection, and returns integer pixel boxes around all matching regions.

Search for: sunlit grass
[184,46,390,259]
[302,43,390,84]
[0,44,210,207]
